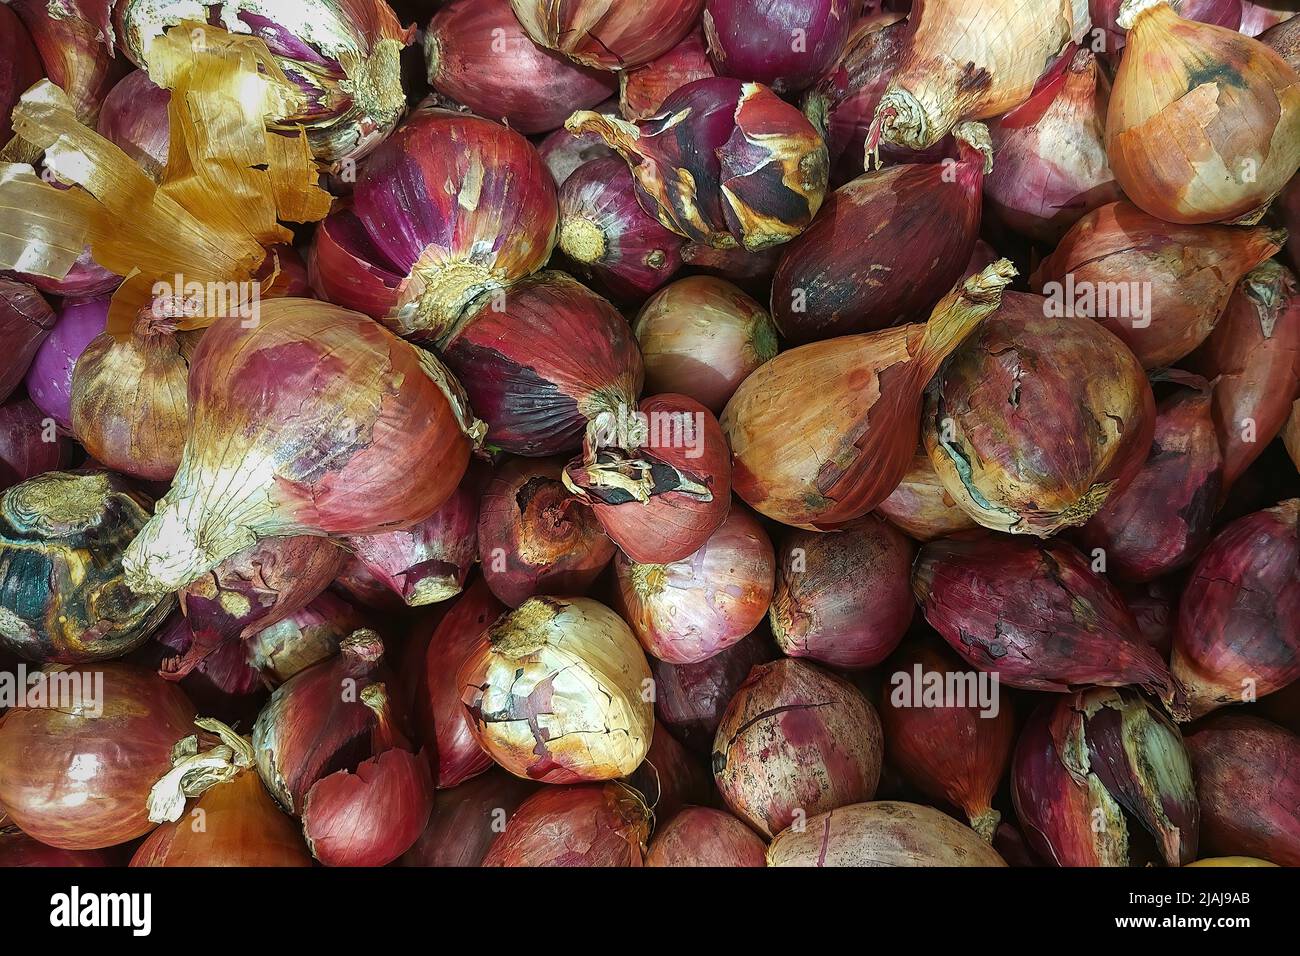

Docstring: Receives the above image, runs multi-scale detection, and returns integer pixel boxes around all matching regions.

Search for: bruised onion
[647,806,767,867]
[245,592,366,685]
[400,769,539,866]
[24,297,107,431]
[619,29,715,121]
[876,449,979,541]
[482,783,652,867]
[0,4,42,143]
[509,0,704,70]
[711,658,883,837]
[458,596,654,783]
[1171,499,1300,718]
[0,399,73,492]
[702,0,856,94]
[13,0,120,124]
[769,514,914,669]
[0,280,55,404]
[96,69,170,182]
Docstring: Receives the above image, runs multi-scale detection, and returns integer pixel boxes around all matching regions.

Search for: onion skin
[537,98,618,186]
[458,596,654,783]
[509,0,705,71]
[767,801,1008,866]
[1260,12,1300,68]
[614,506,774,665]
[1171,499,1300,718]
[913,534,1181,707]
[96,69,170,182]
[1186,714,1300,864]
[12,0,121,125]
[147,615,266,726]
[634,276,776,415]
[626,723,713,821]
[1107,0,1300,225]
[1122,580,1176,659]
[725,260,1017,531]
[1241,1,1295,36]
[400,768,539,867]
[0,662,195,849]
[1287,400,1300,469]
[24,297,108,432]
[1091,0,1243,58]
[0,4,43,145]
[0,399,74,492]
[877,449,979,541]
[441,272,643,457]
[924,292,1156,537]
[647,806,767,866]
[425,0,615,134]
[712,658,883,838]
[24,246,120,301]
[769,514,914,669]
[0,831,117,867]
[703,0,856,94]
[1186,856,1279,866]
[245,591,366,685]
[880,639,1016,841]
[680,242,782,289]
[482,783,652,867]
[620,29,716,121]
[0,280,55,404]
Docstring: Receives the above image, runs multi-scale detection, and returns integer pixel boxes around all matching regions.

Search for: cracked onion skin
[458,596,654,784]
[702,0,856,95]
[924,291,1156,537]
[769,514,914,669]
[767,801,1008,867]
[483,782,652,867]
[246,592,366,686]
[877,449,979,541]
[1171,499,1300,718]
[647,806,767,867]
[509,0,704,71]
[711,658,883,838]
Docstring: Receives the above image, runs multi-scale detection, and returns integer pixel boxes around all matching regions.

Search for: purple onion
[0,398,74,491]
[537,99,618,186]
[24,297,108,430]
[0,279,55,403]
[144,614,267,726]
[26,247,119,299]
[245,591,367,685]
[97,69,171,182]
[703,0,857,93]
[1090,0,1242,57]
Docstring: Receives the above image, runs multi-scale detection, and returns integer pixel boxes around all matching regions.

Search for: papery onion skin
[425,0,615,134]
[646,806,767,867]
[246,591,366,685]
[1171,499,1300,718]
[400,768,539,867]
[13,0,121,125]
[679,242,782,290]
[1107,0,1300,225]
[1090,0,1243,59]
[0,4,43,144]
[1260,12,1300,68]
[769,514,914,669]
[24,297,108,432]
[537,98,618,185]
[458,596,654,783]
[482,783,652,867]
[0,831,118,867]
[614,505,774,665]
[96,69,170,182]
[0,280,55,404]
[620,28,716,121]
[0,662,195,849]
[0,399,74,492]
[712,658,883,838]
[509,0,705,71]
[122,299,480,597]
[924,291,1156,537]
[767,801,1008,867]
[876,449,979,541]
[145,614,266,726]
[702,0,856,94]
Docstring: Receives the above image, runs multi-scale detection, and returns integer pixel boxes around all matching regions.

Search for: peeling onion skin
[482,783,652,867]
[12,0,121,125]
[1171,499,1300,719]
[0,4,43,144]
[509,0,705,71]
[1186,715,1300,865]
[458,596,655,784]
[767,801,1008,867]
[876,449,979,541]
[703,0,856,95]
[712,658,883,838]
[0,279,55,405]
[1107,0,1300,225]
[0,399,74,493]
[245,591,367,685]
[619,28,716,121]
[924,292,1156,537]
[1240,1,1295,37]
[400,768,539,867]
[1090,0,1243,60]
[646,806,767,867]
[769,514,914,669]
[147,614,267,726]
[537,98,618,186]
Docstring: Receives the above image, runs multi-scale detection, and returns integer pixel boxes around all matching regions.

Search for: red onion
[614,506,774,665]
[537,98,618,186]
[23,297,108,431]
[679,242,782,290]
[1120,580,1176,659]
[246,592,367,685]
[703,0,857,94]
[619,28,716,121]
[1091,0,1243,58]
[509,0,705,70]
[1172,499,1300,718]
[332,556,410,613]
[646,806,767,866]
[24,247,120,301]
[478,456,616,608]
[876,449,979,542]
[148,615,266,727]
[769,514,914,669]
[425,0,615,134]
[1241,1,1295,35]
[0,279,55,404]
[0,4,43,144]
[13,0,120,124]
[1260,11,1300,67]
[557,157,684,300]
[712,658,883,837]
[482,783,652,866]
[0,399,74,492]
[1186,714,1300,865]
[95,69,170,182]
[626,722,714,822]
[0,831,117,867]
[400,769,539,867]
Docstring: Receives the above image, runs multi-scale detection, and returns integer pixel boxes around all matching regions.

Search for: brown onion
[619,28,715,120]
[0,279,55,404]
[509,0,705,70]
[876,449,979,541]
[245,592,366,685]
[0,398,74,492]
[400,769,540,867]
[646,806,767,866]
[482,783,652,866]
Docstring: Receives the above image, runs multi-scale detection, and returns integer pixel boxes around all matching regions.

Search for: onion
[458,596,654,783]
[1171,499,1300,718]
[1121,580,1176,659]
[1186,715,1300,865]
[1287,400,1300,469]
[1012,689,1200,867]
[924,291,1156,536]
[331,555,409,612]
[0,831,118,867]
[626,722,713,821]
[557,157,684,299]
[913,534,1181,707]
[564,394,733,564]
[867,0,1074,152]
[0,662,195,849]
[245,592,366,685]
[13,0,120,124]
[647,806,767,866]
[482,783,652,866]
[537,98,618,185]
[1187,856,1279,866]
[769,514,914,669]
[509,0,705,70]
[24,297,108,432]
[568,77,829,251]
[880,638,1016,841]
[0,399,74,492]
[96,69,170,182]
[425,0,615,134]
[724,260,1016,530]
[767,801,1008,866]
[619,28,716,121]
[0,280,55,404]
[122,299,482,596]
[400,769,539,866]
[614,506,774,665]
[309,110,558,341]
[712,658,883,837]
[1241,1,1295,35]
[22,246,120,301]
[633,276,777,415]
[1091,0,1243,58]
[771,122,989,344]
[876,449,979,541]
[0,4,43,144]
[703,0,857,94]
[1260,11,1300,67]
[679,242,783,289]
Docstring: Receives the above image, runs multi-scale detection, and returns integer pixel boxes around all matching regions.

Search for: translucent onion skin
[703,0,857,94]
[712,658,883,838]
[122,300,480,597]
[646,806,768,867]
[310,110,558,342]
[1186,715,1300,865]
[633,276,777,415]
[876,449,979,542]
[482,783,652,867]
[769,514,914,669]
[924,292,1156,537]
[0,4,43,148]
[245,591,366,685]
[96,69,170,182]
[1171,499,1300,718]
[0,662,195,850]
[509,0,705,71]
[614,506,774,665]
[1107,0,1300,225]
[400,769,539,867]
[0,279,55,404]
[0,399,74,493]
[619,28,716,121]
[767,801,1008,867]
[24,297,108,432]
[425,0,615,134]
[12,0,121,124]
